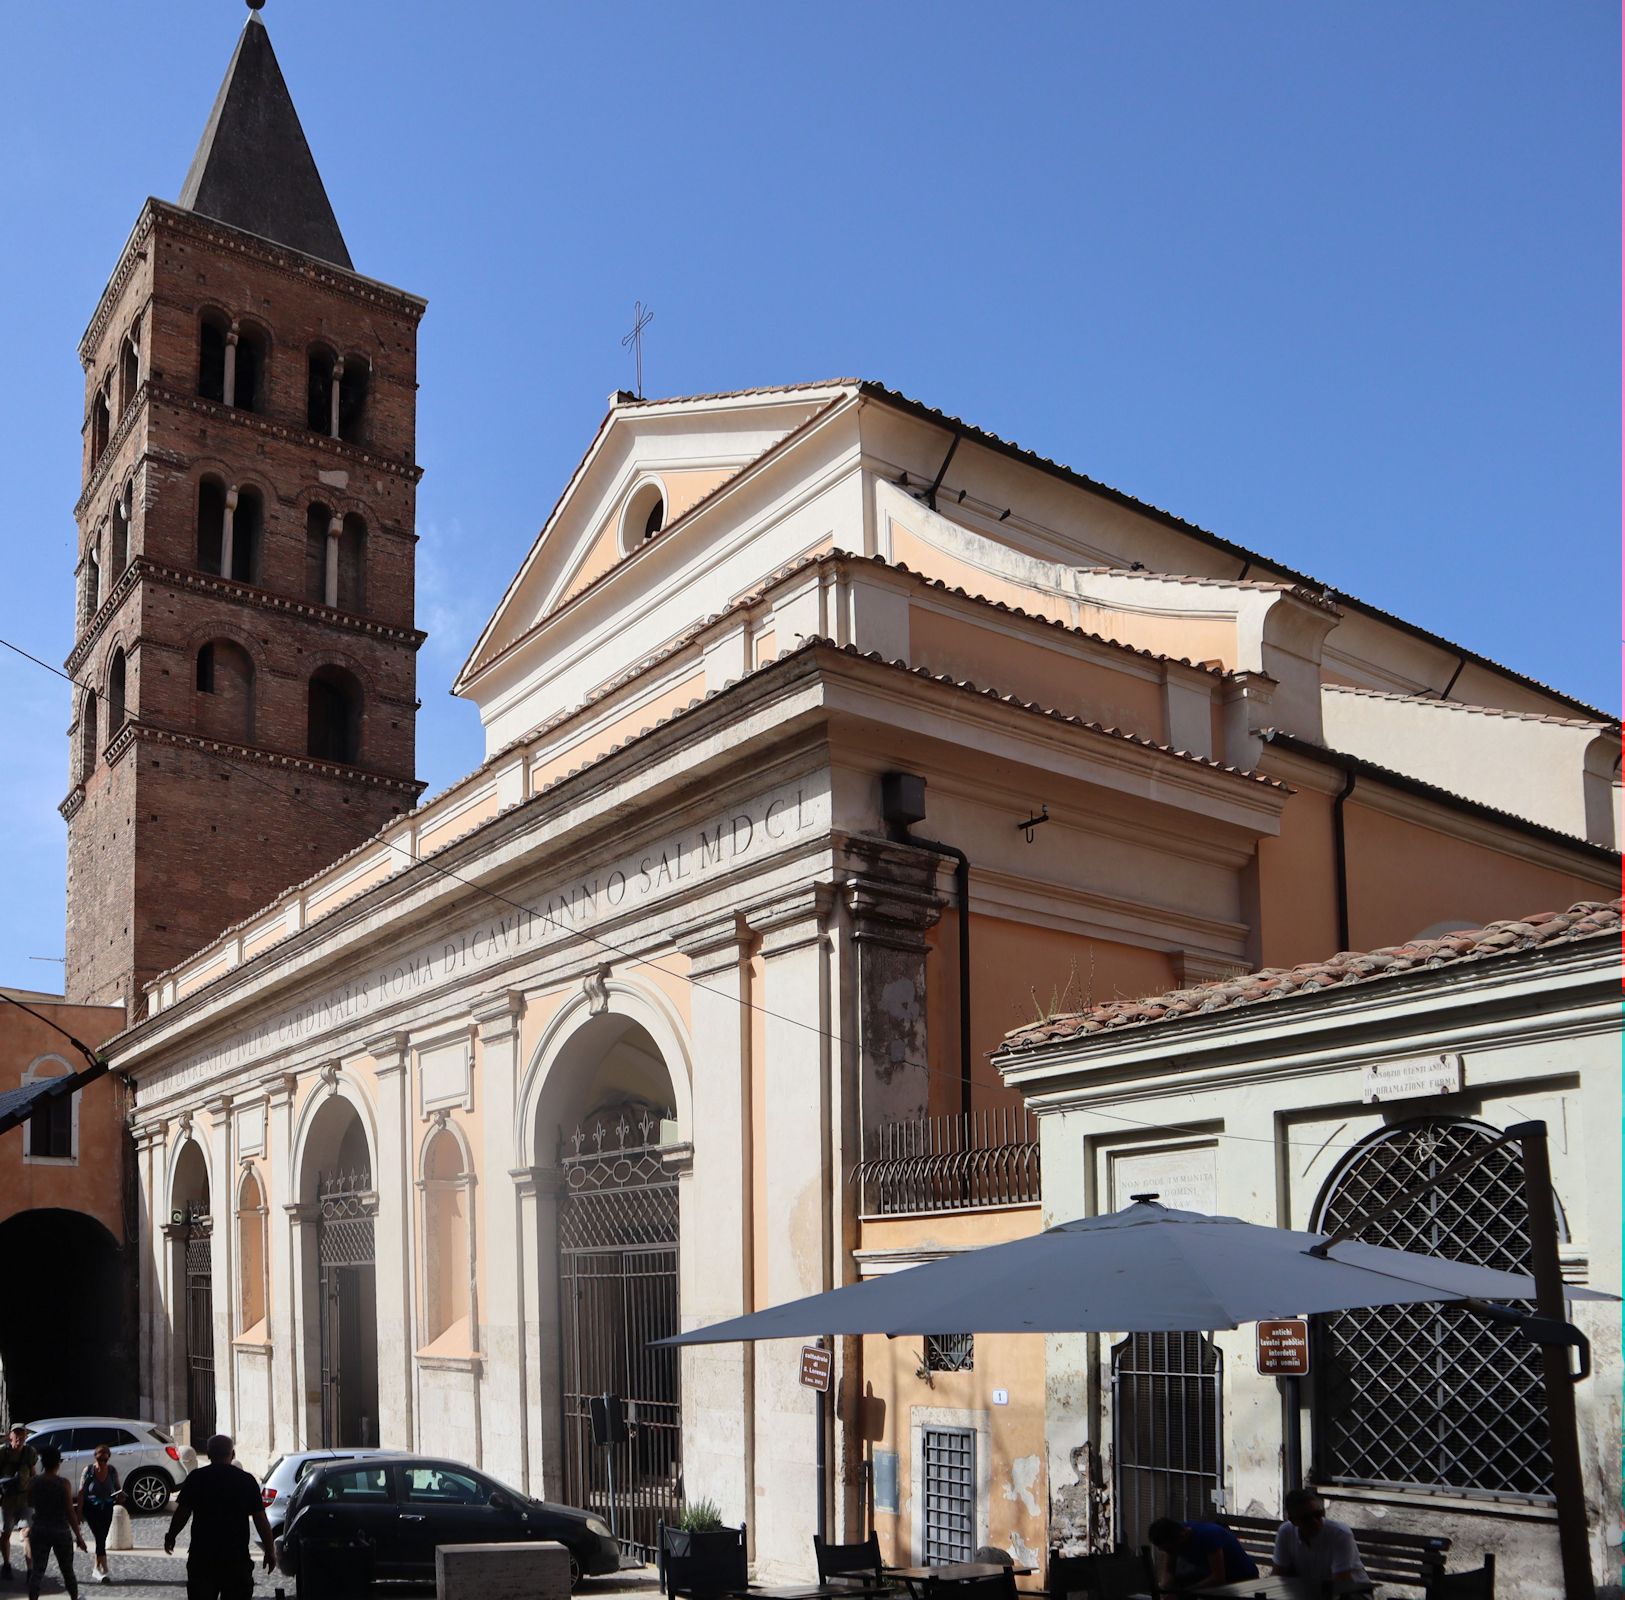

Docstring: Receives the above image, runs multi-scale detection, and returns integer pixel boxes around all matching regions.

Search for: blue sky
[0,2,1617,990]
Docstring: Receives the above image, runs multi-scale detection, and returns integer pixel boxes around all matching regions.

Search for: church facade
[68,9,1619,1580]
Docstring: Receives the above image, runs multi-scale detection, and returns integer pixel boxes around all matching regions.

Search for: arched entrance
[532,1008,685,1560]
[0,1211,129,1423]
[297,1093,379,1447]
[171,1138,216,1440]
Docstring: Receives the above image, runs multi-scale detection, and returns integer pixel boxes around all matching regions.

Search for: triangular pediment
[454,383,855,697]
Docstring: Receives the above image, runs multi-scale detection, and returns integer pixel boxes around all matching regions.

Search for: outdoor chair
[815,1532,886,1583]
[1425,1555,1495,1600]
[1046,1549,1148,1600]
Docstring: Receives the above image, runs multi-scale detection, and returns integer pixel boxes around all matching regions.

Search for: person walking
[0,1425,38,1583]
[76,1444,122,1586]
[163,1434,274,1600]
[24,1444,85,1600]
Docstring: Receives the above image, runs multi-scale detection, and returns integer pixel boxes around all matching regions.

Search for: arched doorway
[171,1138,216,1441]
[0,1211,129,1423]
[534,1009,684,1560]
[297,1094,379,1447]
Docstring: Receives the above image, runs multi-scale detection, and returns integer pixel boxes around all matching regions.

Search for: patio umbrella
[656,1197,1613,1343]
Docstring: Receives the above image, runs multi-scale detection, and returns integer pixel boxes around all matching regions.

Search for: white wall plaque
[235,1101,265,1156]
[1110,1142,1218,1214]
[1361,1053,1463,1104]
[418,1033,473,1114]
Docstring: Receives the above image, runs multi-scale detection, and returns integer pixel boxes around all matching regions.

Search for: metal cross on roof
[621,300,654,398]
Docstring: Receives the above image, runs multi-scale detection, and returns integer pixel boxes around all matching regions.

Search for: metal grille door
[1112,1332,1221,1549]
[317,1171,378,1447]
[558,1110,680,1562]
[184,1221,216,1442]
[921,1425,976,1562]
[1314,1119,1553,1497]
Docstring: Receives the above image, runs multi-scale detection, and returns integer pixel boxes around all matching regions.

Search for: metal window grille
[921,1425,976,1562]
[183,1217,216,1442]
[857,1107,1040,1216]
[924,1333,975,1373]
[1112,1331,1222,1550]
[1312,1118,1554,1499]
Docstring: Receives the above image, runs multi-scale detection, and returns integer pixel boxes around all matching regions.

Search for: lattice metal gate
[184,1218,216,1442]
[1112,1331,1221,1549]
[558,1109,680,1561]
[1314,1118,1554,1498]
[921,1425,976,1562]
[317,1170,378,1447]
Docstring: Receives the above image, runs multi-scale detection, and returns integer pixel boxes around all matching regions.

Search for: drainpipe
[880,773,972,1117]
[1332,769,1356,951]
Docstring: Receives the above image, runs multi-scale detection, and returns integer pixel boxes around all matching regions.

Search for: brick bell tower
[63,7,426,1015]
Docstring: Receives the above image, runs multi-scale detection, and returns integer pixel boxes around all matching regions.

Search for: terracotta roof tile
[999,898,1623,1054]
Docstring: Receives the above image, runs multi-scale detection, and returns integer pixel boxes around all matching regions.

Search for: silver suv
[260,1449,407,1536]
[22,1418,196,1514]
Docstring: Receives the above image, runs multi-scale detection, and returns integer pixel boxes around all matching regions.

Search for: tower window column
[223,322,240,410]
[221,487,239,580]
[330,357,344,439]
[325,513,342,607]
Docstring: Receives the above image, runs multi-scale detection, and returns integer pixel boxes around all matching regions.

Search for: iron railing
[857,1106,1040,1216]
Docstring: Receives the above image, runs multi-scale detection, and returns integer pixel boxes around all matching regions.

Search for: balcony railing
[856,1106,1040,1216]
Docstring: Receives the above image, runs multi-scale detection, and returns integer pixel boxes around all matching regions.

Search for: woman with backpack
[77,1442,122,1584]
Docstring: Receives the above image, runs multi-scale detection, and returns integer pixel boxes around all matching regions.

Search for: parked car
[259,1448,408,1537]
[278,1455,620,1590]
[21,1417,195,1514]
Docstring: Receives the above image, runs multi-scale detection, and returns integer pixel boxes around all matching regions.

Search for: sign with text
[799,1345,832,1392]
[1110,1143,1218,1215]
[1256,1318,1310,1377]
[1361,1053,1463,1105]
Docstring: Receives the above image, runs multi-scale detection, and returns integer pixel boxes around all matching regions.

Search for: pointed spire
[178,10,353,270]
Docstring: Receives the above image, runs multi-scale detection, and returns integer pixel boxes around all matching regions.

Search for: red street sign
[1257,1318,1310,1376]
[799,1344,832,1392]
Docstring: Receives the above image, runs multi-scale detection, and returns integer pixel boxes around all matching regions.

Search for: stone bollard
[108,1505,133,1551]
[436,1540,572,1600]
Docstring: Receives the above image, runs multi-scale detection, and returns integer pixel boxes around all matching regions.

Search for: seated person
[1147,1517,1259,1592]
[1272,1487,1370,1591]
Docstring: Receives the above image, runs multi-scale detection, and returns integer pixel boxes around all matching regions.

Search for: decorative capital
[366,1032,410,1076]
[471,989,522,1038]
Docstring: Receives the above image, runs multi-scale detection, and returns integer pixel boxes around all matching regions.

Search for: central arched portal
[298,1095,380,1447]
[539,1009,684,1561]
[172,1139,216,1442]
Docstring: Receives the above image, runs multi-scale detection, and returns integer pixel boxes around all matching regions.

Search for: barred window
[924,1333,974,1373]
[1312,1118,1555,1499]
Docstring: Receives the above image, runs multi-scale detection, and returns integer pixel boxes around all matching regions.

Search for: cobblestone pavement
[9,1512,660,1600]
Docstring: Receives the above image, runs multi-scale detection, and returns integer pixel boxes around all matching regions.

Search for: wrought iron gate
[317,1170,377,1447]
[184,1217,216,1442]
[1112,1331,1221,1549]
[558,1109,681,1561]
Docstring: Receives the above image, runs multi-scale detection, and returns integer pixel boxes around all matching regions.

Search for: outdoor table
[733,1587,898,1600]
[886,1563,1036,1595]
[1129,1578,1375,1599]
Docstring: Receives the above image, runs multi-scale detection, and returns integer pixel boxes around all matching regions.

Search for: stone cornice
[91,719,423,797]
[66,556,426,676]
[58,783,86,822]
[81,201,425,362]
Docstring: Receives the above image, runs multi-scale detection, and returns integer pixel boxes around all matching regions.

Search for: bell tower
[63,7,426,1015]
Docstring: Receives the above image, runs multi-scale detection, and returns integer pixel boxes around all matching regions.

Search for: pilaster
[263,1073,298,1455]
[368,1031,413,1450]
[204,1094,234,1441]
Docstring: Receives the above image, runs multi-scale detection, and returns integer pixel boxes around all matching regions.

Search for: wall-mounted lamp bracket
[1016,804,1050,844]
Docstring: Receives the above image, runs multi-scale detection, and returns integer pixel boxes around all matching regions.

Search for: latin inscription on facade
[1110,1142,1218,1214]
[144,782,822,1099]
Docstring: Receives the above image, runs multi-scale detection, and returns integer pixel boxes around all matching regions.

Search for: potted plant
[658,1501,747,1593]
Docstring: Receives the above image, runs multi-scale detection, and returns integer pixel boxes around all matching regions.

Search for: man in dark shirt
[164,1435,275,1600]
[1147,1516,1260,1592]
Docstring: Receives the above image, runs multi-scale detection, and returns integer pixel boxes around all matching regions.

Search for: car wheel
[569,1553,582,1592]
[125,1470,172,1514]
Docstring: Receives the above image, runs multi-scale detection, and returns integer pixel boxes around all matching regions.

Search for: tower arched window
[110,491,130,581]
[1312,1117,1557,1499]
[231,487,263,583]
[90,385,111,468]
[307,346,337,434]
[79,689,98,780]
[422,1127,471,1346]
[195,640,255,744]
[197,478,227,573]
[338,513,367,613]
[233,323,267,414]
[107,648,127,735]
[84,545,102,622]
[237,1170,268,1334]
[198,312,228,404]
[305,503,335,602]
[307,666,362,764]
[119,325,140,416]
[337,357,369,444]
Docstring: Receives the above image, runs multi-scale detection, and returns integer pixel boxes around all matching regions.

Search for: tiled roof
[1077,564,1341,614]
[1322,682,1619,731]
[999,898,1623,1054]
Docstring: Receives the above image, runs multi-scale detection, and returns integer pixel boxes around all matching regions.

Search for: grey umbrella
[657,1198,1613,1343]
